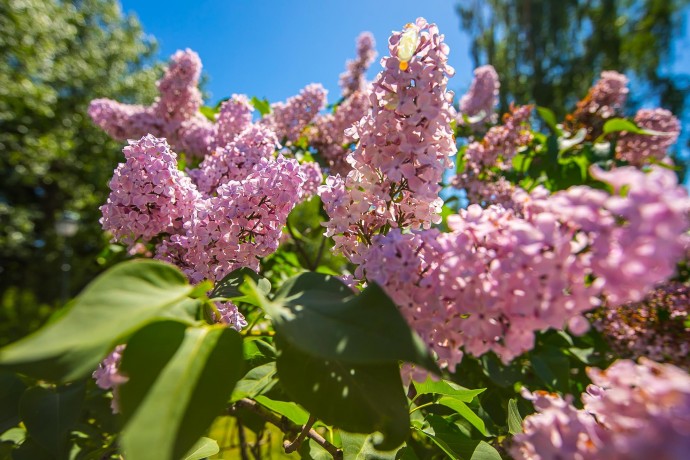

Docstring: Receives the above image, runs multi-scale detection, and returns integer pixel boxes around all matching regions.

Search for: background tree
[457,0,690,120]
[0,0,161,344]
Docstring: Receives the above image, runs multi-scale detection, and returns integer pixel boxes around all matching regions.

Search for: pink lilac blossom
[574,70,629,121]
[455,104,533,206]
[311,90,371,175]
[320,18,457,265]
[154,49,203,123]
[92,345,127,413]
[363,165,690,371]
[592,282,690,369]
[458,65,500,127]
[190,124,279,195]
[215,301,249,331]
[615,108,681,166]
[214,94,255,148]
[260,83,327,143]
[299,161,323,197]
[158,155,309,283]
[339,32,377,98]
[100,135,201,248]
[89,49,211,157]
[512,359,690,460]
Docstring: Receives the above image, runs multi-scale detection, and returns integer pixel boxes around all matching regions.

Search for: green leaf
[275,337,408,450]
[0,260,193,382]
[413,378,485,402]
[299,438,332,460]
[437,397,488,437]
[340,431,399,459]
[19,383,85,454]
[251,96,271,116]
[536,107,560,134]
[199,106,217,122]
[119,324,244,460]
[181,437,219,460]
[419,415,501,460]
[254,395,309,425]
[248,272,438,371]
[0,371,26,432]
[530,346,570,393]
[603,118,644,135]
[211,267,271,304]
[231,362,277,401]
[9,436,54,460]
[507,399,523,435]
[243,338,276,368]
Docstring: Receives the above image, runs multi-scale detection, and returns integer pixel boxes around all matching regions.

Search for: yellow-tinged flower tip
[397,24,419,70]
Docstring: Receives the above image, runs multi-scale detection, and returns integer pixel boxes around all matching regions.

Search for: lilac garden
[1,17,689,460]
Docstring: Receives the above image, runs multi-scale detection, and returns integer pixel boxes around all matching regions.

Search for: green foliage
[0,0,161,309]
[0,260,194,382]
[458,0,689,118]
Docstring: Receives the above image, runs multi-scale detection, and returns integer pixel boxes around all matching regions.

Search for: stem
[237,420,250,460]
[409,401,436,414]
[283,414,317,453]
[242,311,265,335]
[229,399,342,459]
[312,234,327,269]
[286,219,314,269]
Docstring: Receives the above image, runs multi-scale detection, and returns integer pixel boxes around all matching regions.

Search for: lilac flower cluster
[615,108,681,166]
[89,49,214,157]
[513,358,690,460]
[160,155,310,283]
[320,18,457,265]
[260,83,328,143]
[457,65,500,127]
[213,94,255,148]
[100,135,200,246]
[102,135,311,289]
[456,104,533,206]
[593,282,690,369]
[311,90,371,175]
[361,165,689,371]
[568,71,629,138]
[339,32,377,98]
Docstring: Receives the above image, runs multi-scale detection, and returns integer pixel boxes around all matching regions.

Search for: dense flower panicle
[261,83,327,143]
[339,32,377,98]
[100,135,201,247]
[88,99,162,140]
[163,156,309,283]
[154,49,203,122]
[593,282,690,369]
[513,359,690,460]
[89,49,210,157]
[512,390,603,460]
[190,124,279,195]
[311,90,371,174]
[320,18,457,262]
[574,70,629,120]
[458,65,500,127]
[175,114,214,155]
[567,71,629,139]
[214,94,255,147]
[615,108,681,165]
[364,165,690,370]
[299,161,324,197]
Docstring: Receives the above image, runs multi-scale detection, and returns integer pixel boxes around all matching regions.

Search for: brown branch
[228,398,343,459]
[283,414,317,453]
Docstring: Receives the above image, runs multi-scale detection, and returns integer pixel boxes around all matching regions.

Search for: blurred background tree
[458,0,690,119]
[0,0,161,344]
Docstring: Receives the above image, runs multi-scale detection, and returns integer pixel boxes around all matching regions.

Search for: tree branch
[283,414,316,453]
[228,398,342,459]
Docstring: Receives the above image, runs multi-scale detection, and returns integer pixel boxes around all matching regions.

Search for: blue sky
[118,0,474,106]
